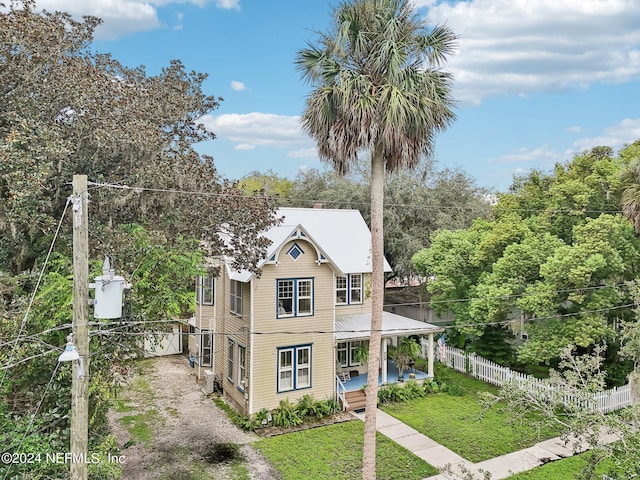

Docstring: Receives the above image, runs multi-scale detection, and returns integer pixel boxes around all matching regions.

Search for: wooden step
[344,390,367,412]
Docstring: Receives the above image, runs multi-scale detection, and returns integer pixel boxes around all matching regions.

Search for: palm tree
[296,1,456,477]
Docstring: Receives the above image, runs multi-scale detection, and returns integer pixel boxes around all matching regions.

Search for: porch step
[344,390,367,412]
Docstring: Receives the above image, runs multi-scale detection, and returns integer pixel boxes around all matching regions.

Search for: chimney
[312,202,323,209]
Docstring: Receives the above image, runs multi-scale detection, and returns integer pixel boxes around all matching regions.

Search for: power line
[0,198,71,391]
[87,180,626,215]
[1,362,61,480]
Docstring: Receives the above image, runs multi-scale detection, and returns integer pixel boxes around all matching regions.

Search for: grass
[382,368,561,462]
[254,420,439,480]
[120,409,162,446]
[506,452,614,479]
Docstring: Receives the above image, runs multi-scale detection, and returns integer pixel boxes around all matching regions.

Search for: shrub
[377,383,405,405]
[272,399,303,428]
[402,380,426,400]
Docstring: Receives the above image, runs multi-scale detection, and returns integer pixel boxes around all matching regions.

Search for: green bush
[272,399,303,428]
[402,380,427,400]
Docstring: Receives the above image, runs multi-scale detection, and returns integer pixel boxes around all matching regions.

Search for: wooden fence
[438,345,632,414]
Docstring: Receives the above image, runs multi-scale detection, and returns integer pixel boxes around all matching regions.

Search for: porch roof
[335,311,444,341]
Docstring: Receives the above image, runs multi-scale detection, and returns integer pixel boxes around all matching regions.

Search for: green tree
[0,3,276,477]
[296,1,456,475]
[239,170,296,200]
[414,145,640,375]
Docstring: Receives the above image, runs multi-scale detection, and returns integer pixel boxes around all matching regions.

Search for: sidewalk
[351,409,620,480]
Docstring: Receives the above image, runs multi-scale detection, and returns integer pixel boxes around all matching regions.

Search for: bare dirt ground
[108,355,279,480]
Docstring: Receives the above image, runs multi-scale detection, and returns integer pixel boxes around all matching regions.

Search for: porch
[339,359,429,392]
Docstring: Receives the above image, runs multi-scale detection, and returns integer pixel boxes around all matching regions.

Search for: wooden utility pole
[71,175,89,480]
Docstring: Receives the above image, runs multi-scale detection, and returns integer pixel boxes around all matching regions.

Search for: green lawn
[506,452,614,479]
[382,369,561,462]
[254,420,439,480]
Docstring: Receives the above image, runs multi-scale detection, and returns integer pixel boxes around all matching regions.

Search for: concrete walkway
[352,409,620,480]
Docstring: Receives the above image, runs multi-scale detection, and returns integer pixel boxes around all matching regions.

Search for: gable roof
[228,207,392,282]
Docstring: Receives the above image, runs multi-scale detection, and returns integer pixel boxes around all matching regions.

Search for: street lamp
[58,334,83,377]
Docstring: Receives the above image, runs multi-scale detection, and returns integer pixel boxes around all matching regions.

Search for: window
[336,276,347,304]
[277,345,312,392]
[201,330,212,366]
[227,339,234,382]
[337,341,365,367]
[335,274,363,305]
[277,278,313,317]
[238,345,246,390]
[287,243,304,261]
[230,280,242,316]
[196,276,214,305]
[349,274,363,303]
[337,342,348,367]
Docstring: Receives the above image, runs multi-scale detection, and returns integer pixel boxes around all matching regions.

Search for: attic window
[287,243,304,261]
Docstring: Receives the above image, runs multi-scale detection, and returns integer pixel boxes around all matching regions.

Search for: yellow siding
[206,242,373,415]
[248,239,336,414]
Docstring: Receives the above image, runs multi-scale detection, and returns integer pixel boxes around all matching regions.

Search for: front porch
[339,359,430,392]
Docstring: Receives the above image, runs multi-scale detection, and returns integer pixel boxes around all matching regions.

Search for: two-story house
[189,207,443,415]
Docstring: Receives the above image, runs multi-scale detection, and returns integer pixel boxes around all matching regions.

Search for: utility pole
[71,174,89,480]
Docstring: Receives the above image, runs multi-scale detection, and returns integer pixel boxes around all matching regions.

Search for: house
[189,207,443,415]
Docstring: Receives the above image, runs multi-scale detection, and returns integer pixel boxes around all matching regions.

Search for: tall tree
[296,1,456,476]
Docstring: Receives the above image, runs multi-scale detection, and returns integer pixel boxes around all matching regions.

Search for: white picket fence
[439,345,633,414]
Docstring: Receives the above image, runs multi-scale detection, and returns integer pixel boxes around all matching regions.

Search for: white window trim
[227,339,235,383]
[335,274,363,305]
[277,345,312,393]
[349,274,363,304]
[230,280,243,316]
[237,344,246,391]
[277,278,314,318]
[200,330,212,367]
[196,276,214,306]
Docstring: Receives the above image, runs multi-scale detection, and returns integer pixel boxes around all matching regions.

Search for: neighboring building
[189,207,443,415]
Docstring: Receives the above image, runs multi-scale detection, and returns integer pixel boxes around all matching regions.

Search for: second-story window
[227,339,235,382]
[277,278,313,317]
[230,280,242,316]
[196,276,214,305]
[335,274,363,305]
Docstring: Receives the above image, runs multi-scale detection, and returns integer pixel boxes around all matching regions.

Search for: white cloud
[198,112,312,148]
[490,144,564,165]
[230,81,247,91]
[417,0,640,103]
[235,143,256,150]
[36,0,239,39]
[566,126,583,133]
[573,118,640,151]
[214,0,240,10]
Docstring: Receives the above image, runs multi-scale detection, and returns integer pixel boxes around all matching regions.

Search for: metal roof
[229,207,392,282]
[335,311,444,341]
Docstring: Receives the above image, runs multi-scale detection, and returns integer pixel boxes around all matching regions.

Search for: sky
[36,0,640,192]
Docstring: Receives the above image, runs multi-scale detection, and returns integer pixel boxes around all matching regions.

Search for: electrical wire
[1,362,61,480]
[0,198,71,390]
[87,180,626,215]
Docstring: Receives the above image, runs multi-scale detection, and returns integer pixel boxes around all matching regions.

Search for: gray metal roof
[229,207,392,282]
[335,311,444,341]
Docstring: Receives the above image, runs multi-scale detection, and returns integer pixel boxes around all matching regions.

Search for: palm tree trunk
[362,145,385,479]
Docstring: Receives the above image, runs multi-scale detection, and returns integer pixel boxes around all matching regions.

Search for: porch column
[381,338,388,384]
[427,333,434,378]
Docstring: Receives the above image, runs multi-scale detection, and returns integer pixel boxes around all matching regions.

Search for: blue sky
[42,0,640,192]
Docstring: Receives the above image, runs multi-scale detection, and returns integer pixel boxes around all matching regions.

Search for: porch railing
[336,375,347,411]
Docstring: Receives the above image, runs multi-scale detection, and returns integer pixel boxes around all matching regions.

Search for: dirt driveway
[108,355,278,480]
